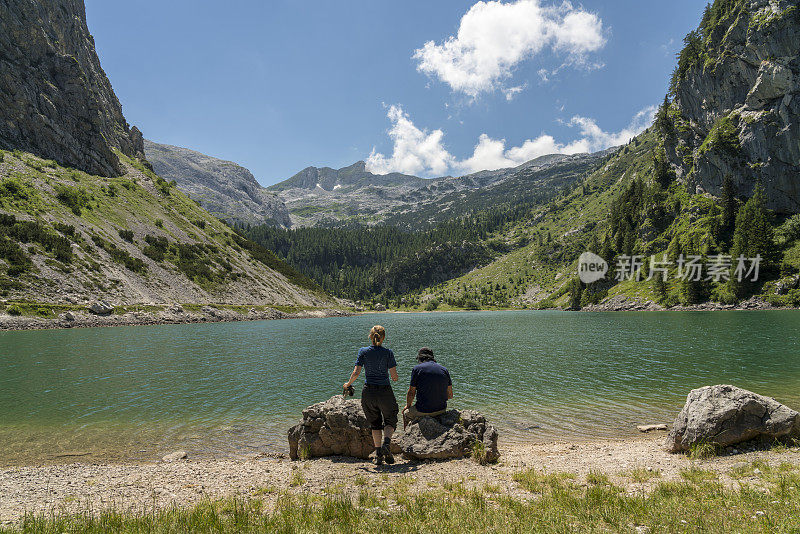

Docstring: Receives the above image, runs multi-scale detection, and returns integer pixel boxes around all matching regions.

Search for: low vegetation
[6,465,800,533]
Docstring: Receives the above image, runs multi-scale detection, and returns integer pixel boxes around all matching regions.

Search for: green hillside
[0,147,332,318]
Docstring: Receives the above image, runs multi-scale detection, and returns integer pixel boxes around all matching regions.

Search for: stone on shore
[161,451,188,462]
[88,300,114,315]
[637,424,668,433]
[668,385,800,453]
[288,396,499,462]
[398,409,499,462]
[288,396,383,460]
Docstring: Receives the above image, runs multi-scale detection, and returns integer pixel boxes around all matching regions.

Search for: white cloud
[413,0,606,98]
[365,105,454,176]
[365,104,656,176]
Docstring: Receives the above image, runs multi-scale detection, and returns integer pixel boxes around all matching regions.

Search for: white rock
[161,451,187,462]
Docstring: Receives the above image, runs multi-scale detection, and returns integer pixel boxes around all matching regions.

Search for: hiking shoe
[373,451,384,466]
[381,444,394,464]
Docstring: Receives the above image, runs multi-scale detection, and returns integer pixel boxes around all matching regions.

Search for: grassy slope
[0,148,331,313]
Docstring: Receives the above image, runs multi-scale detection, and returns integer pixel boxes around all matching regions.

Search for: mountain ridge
[144,139,291,228]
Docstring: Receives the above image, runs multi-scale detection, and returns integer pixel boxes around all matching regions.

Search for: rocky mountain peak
[0,0,145,176]
[667,0,799,213]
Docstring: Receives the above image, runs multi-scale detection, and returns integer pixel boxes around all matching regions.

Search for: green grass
[6,470,800,533]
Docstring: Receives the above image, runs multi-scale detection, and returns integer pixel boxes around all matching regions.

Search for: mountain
[416,0,800,311]
[0,0,145,176]
[144,140,291,227]
[665,0,799,213]
[269,152,608,228]
[246,0,800,310]
[0,0,335,314]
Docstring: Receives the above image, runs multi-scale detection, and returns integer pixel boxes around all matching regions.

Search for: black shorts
[361,385,399,430]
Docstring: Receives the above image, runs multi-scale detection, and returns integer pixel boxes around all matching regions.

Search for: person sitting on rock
[403,347,453,429]
[343,325,399,465]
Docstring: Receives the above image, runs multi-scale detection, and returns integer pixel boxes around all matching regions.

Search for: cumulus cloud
[365,105,454,176]
[365,104,656,176]
[413,0,606,98]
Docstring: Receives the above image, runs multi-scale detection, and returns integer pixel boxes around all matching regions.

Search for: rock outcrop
[667,0,800,213]
[143,140,291,227]
[288,396,384,460]
[668,385,800,452]
[0,0,145,176]
[398,409,500,462]
[288,395,499,462]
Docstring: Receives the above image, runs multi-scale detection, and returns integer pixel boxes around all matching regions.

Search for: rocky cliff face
[668,0,799,213]
[144,140,291,227]
[0,0,144,176]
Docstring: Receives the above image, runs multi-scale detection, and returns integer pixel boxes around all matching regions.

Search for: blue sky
[85,0,705,185]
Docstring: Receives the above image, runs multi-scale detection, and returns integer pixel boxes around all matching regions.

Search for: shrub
[424,298,440,311]
[0,176,32,202]
[7,304,21,316]
[54,184,92,216]
[193,219,207,229]
[154,219,164,228]
[36,307,52,317]
[118,229,134,242]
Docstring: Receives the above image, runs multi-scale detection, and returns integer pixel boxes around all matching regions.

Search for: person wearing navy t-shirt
[402,347,453,429]
[343,325,399,465]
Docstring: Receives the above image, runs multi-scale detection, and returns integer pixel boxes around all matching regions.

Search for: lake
[2,310,800,465]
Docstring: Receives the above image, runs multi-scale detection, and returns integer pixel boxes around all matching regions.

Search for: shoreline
[2,297,794,331]
[0,306,353,332]
[2,434,798,525]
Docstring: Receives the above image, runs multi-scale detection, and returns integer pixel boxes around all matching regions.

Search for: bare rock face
[143,140,291,227]
[668,0,800,213]
[0,0,145,176]
[398,409,500,462]
[668,385,800,452]
[288,395,499,462]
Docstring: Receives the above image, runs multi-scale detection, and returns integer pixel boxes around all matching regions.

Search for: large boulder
[288,396,385,460]
[398,409,500,462]
[668,385,800,453]
[88,300,114,315]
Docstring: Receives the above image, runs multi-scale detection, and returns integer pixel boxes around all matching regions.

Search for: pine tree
[721,174,737,233]
[654,95,673,136]
[568,278,583,310]
[728,184,774,297]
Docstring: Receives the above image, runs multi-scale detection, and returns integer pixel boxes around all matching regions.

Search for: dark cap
[417,347,435,362]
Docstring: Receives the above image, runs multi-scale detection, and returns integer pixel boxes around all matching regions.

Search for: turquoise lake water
[1,310,799,464]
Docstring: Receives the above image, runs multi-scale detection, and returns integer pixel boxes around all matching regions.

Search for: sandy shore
[2,435,798,525]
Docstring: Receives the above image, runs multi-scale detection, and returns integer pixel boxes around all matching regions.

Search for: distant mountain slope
[144,140,291,227]
[0,0,145,176]
[269,153,608,228]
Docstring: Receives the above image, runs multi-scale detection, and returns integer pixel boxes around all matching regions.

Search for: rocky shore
[2,437,798,526]
[0,305,352,331]
[580,295,778,312]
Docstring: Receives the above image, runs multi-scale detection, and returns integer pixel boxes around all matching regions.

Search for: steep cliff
[0,0,144,176]
[667,0,799,213]
[144,140,291,228]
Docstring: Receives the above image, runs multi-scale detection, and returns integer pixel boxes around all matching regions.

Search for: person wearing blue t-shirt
[343,325,399,465]
[402,347,453,429]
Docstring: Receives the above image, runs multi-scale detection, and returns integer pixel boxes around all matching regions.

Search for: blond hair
[369,325,386,346]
